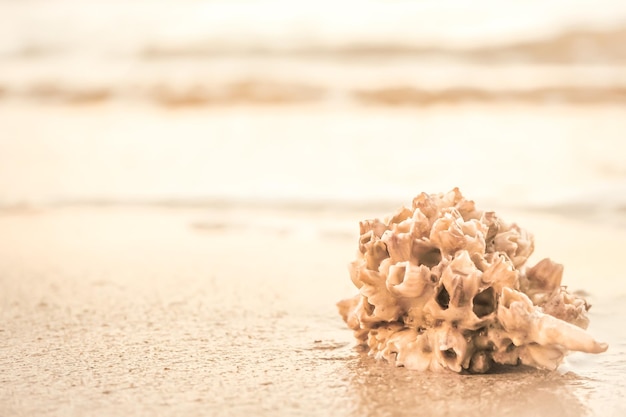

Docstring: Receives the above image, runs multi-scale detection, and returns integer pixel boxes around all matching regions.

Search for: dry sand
[1,205,625,417]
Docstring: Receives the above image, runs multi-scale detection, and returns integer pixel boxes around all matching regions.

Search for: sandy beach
[1,200,625,417]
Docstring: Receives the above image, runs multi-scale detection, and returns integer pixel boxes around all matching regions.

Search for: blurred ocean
[1,0,626,225]
[2,0,626,106]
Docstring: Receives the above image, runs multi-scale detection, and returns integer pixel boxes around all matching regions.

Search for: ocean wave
[353,86,626,106]
[136,27,626,64]
[2,194,626,226]
[3,82,626,107]
[4,28,626,78]
[2,0,626,64]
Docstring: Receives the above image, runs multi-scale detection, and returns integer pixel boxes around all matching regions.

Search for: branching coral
[337,188,607,373]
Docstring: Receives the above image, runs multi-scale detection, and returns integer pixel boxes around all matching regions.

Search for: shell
[337,188,607,373]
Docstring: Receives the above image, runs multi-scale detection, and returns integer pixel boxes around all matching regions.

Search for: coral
[337,188,607,373]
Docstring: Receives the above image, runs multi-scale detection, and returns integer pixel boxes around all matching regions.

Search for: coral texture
[337,188,607,373]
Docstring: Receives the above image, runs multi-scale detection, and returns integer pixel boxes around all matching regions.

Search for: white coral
[337,188,607,373]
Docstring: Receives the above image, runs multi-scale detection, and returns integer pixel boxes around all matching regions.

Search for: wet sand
[1,205,625,417]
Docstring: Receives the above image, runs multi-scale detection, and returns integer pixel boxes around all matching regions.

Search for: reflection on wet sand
[348,350,588,417]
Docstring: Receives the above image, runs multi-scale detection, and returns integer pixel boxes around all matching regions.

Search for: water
[1,103,626,227]
[1,0,626,217]
[2,0,626,105]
